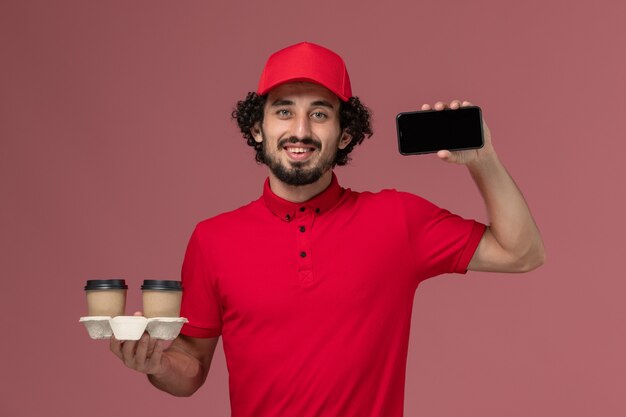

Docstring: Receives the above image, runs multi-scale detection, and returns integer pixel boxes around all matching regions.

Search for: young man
[111,42,545,417]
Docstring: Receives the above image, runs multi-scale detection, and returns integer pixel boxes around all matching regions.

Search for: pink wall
[1,0,624,416]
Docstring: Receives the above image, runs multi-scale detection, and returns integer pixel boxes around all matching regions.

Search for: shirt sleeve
[179,225,223,338]
[397,191,486,279]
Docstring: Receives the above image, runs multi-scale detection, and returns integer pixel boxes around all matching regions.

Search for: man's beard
[261,131,339,186]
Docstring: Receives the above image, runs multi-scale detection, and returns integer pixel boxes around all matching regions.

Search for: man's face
[254,82,351,186]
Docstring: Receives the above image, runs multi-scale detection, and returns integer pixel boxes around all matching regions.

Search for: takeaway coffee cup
[141,280,183,318]
[84,279,128,317]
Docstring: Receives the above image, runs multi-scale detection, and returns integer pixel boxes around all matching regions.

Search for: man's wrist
[467,147,499,172]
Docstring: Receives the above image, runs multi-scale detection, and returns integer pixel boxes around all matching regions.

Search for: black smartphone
[396,106,484,155]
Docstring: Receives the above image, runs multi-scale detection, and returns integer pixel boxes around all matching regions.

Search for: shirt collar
[262,172,344,222]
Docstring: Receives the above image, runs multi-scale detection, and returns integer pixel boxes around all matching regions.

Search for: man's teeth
[286,147,311,153]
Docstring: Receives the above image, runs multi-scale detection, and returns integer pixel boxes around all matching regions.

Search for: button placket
[295,209,315,286]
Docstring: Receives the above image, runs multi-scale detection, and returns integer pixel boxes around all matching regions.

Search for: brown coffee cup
[141,280,182,318]
[84,279,128,317]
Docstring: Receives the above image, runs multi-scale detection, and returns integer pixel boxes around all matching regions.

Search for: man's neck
[267,170,333,203]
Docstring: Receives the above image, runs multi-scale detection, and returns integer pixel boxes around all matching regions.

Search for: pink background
[1,1,624,416]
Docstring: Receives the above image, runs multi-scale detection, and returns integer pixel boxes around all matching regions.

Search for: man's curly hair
[231,92,373,166]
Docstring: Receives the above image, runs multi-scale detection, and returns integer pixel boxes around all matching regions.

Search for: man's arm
[424,100,546,273]
[465,151,545,272]
[110,317,219,397]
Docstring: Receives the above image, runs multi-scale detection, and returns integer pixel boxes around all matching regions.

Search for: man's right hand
[110,329,170,376]
[108,311,220,397]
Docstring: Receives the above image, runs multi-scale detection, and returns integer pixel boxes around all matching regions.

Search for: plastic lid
[84,279,128,291]
[141,280,182,291]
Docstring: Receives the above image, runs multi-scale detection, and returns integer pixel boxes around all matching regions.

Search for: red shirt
[180,173,485,417]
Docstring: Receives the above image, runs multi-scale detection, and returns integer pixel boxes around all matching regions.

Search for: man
[111,42,545,416]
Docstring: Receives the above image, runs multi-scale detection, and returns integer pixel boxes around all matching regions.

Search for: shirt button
[285,214,291,220]
[300,251,307,258]
[299,226,305,232]
[315,208,321,214]
[299,207,306,212]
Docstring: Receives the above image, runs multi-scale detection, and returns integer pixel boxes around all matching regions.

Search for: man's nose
[292,113,312,139]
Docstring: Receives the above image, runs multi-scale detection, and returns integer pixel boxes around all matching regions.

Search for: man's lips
[283,145,316,152]
[283,144,316,160]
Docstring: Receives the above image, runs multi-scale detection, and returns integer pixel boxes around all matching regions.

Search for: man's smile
[283,144,317,161]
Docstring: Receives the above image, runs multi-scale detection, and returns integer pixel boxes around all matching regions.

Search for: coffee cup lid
[84,279,128,291]
[141,280,183,291]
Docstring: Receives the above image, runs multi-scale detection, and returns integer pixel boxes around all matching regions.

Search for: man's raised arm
[424,99,546,273]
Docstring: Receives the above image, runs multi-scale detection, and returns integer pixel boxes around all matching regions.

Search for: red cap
[257,42,352,102]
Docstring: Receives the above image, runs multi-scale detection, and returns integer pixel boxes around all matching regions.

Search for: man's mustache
[277,137,322,150]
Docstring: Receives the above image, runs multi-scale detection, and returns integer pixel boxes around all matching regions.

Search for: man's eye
[276,109,291,117]
[311,112,327,120]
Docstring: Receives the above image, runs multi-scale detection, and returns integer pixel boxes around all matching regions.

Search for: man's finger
[437,150,464,164]
[146,336,158,358]
[147,339,167,374]
[437,150,452,161]
[434,101,446,110]
[421,104,431,111]
[134,333,151,365]
[153,339,166,359]
[462,100,472,107]
[450,99,461,109]
[110,337,123,360]
[121,339,138,367]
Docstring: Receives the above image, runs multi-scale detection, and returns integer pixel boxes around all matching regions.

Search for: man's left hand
[421,100,494,166]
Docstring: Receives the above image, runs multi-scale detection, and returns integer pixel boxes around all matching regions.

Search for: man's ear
[251,123,262,143]
[338,131,352,150]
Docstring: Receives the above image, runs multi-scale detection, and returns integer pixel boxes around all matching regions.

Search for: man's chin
[288,161,307,169]
[270,166,324,186]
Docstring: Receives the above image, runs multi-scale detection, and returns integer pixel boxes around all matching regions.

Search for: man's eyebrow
[269,99,335,109]
[270,99,294,107]
[310,100,335,109]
